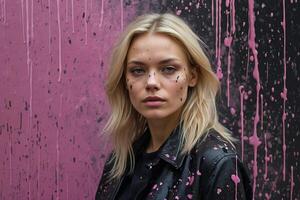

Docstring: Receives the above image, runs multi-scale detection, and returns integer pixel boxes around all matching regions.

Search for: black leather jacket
[95,126,252,200]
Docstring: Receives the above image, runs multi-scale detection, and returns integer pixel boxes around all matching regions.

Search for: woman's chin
[141,111,180,122]
[142,112,168,121]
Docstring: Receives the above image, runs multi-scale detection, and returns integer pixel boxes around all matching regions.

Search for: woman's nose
[145,72,160,90]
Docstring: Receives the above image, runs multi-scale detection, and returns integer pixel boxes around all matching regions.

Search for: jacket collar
[132,124,186,169]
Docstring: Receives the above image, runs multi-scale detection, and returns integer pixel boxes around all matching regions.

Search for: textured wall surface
[0,0,299,199]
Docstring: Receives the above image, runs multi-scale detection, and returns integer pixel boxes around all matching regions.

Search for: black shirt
[116,150,160,200]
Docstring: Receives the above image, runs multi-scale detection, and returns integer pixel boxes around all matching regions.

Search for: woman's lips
[142,96,166,107]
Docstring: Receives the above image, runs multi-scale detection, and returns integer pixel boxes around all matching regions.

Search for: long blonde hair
[104,13,234,180]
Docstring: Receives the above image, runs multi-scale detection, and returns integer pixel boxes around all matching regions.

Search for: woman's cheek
[169,73,188,103]
[126,79,142,101]
[126,79,138,106]
[126,78,134,91]
[177,84,188,103]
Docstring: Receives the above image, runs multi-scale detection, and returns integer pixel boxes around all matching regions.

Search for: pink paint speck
[197,170,202,176]
[230,107,236,115]
[231,174,240,184]
[152,184,157,190]
[217,188,222,194]
[224,36,232,47]
[176,10,182,16]
[265,193,271,200]
[187,194,193,199]
[188,175,194,185]
[290,166,294,200]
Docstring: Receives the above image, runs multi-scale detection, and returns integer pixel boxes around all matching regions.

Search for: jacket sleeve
[203,154,252,200]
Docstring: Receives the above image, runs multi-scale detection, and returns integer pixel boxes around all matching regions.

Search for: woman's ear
[188,66,198,87]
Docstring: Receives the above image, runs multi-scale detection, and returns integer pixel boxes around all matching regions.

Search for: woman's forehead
[130,32,182,49]
[127,33,188,64]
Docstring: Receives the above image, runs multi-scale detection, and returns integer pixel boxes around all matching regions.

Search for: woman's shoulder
[95,152,117,199]
[97,152,115,185]
[191,129,239,173]
[190,129,252,199]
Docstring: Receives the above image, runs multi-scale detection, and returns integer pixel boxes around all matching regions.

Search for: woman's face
[125,33,197,121]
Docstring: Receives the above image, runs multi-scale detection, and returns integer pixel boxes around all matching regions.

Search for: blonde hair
[104,13,235,180]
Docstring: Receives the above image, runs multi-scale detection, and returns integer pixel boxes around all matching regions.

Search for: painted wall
[0,0,299,199]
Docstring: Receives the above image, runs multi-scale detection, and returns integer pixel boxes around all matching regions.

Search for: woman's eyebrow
[127,58,180,66]
[158,58,180,65]
[127,60,144,66]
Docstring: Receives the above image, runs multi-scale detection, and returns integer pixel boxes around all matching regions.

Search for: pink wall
[0,0,137,199]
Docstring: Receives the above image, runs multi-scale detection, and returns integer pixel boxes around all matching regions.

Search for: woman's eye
[130,67,145,75]
[162,66,176,74]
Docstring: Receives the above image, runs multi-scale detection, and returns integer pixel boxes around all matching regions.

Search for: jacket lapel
[132,124,186,170]
[158,124,186,169]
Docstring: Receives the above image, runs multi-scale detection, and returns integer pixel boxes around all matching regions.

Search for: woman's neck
[146,116,180,153]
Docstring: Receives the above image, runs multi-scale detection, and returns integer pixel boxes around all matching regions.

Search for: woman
[95,13,252,200]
